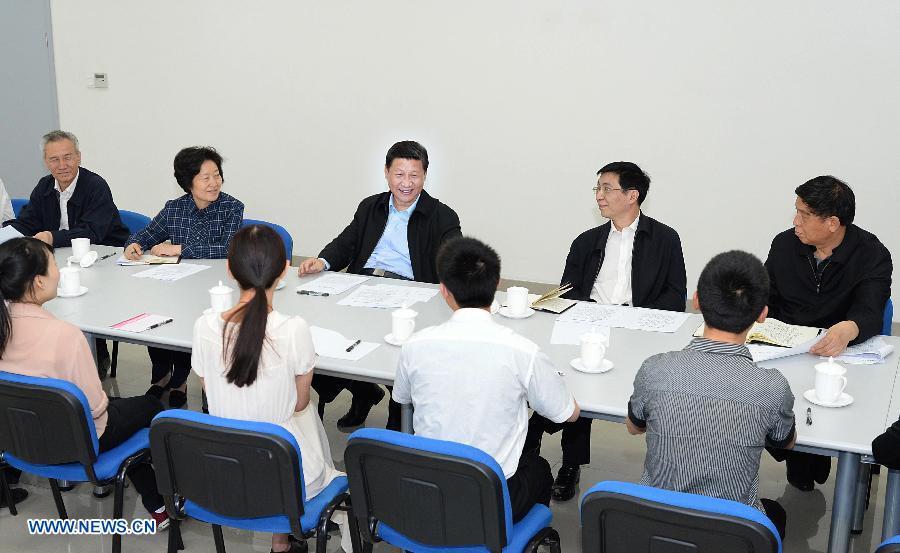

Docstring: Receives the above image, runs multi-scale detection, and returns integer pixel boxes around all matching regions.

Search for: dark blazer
[3,167,129,247]
[319,190,462,284]
[765,225,892,344]
[560,214,687,312]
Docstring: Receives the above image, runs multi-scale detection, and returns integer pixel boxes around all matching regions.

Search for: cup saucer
[803,389,853,408]
[57,285,88,298]
[498,306,535,319]
[384,333,408,346]
[570,358,614,374]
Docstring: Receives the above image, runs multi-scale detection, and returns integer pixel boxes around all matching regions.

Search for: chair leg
[0,467,17,516]
[111,341,119,378]
[212,524,227,553]
[48,479,68,519]
[852,463,871,534]
[525,527,561,553]
[168,518,185,553]
[112,471,128,553]
[344,497,364,553]
[315,493,347,553]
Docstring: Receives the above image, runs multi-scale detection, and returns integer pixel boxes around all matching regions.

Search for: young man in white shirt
[525,161,687,501]
[392,236,580,521]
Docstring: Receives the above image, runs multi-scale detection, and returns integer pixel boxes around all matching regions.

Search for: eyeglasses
[592,185,625,195]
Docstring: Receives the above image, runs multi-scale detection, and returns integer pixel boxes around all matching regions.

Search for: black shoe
[0,487,28,508]
[272,535,308,553]
[146,384,167,399]
[813,455,832,485]
[97,355,111,381]
[336,387,385,431]
[786,461,814,492]
[551,465,580,501]
[168,389,188,409]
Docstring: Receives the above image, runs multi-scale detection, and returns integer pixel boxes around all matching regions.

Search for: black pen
[298,290,330,297]
[806,407,813,426]
[98,252,117,261]
[346,339,361,352]
[147,318,174,330]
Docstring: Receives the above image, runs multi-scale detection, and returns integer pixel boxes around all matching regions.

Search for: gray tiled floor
[0,342,892,552]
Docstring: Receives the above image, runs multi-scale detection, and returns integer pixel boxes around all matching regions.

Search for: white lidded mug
[814,357,848,404]
[209,280,234,313]
[506,286,530,316]
[580,331,608,370]
[71,238,91,261]
[59,266,81,295]
[392,308,418,342]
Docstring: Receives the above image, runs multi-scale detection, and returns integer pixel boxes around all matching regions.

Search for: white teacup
[59,266,81,295]
[71,238,91,261]
[209,281,234,313]
[814,358,848,404]
[580,332,608,370]
[392,308,418,342]
[506,286,530,316]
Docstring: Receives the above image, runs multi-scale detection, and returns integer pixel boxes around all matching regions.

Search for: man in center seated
[298,140,462,431]
[392,237,579,521]
[627,250,796,539]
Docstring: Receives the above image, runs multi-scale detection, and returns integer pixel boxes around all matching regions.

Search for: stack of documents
[550,303,691,344]
[829,336,895,365]
[298,272,370,295]
[117,254,180,266]
[131,263,210,282]
[337,284,438,309]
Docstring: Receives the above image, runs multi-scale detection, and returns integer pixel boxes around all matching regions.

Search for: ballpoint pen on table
[298,290,330,297]
[806,407,813,426]
[147,318,174,330]
[346,339,361,352]
[97,250,118,261]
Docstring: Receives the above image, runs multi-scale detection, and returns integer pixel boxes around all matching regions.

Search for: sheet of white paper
[828,336,895,365]
[110,313,175,333]
[309,326,380,361]
[748,334,824,362]
[299,272,371,295]
[555,303,690,333]
[131,263,210,282]
[0,225,23,245]
[116,254,180,266]
[336,284,439,309]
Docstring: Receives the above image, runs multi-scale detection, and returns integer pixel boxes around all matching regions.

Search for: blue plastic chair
[877,535,900,552]
[0,371,151,553]
[344,428,560,553]
[580,481,780,553]
[884,298,893,336]
[150,410,358,553]
[10,198,27,217]
[119,209,151,235]
[241,219,293,261]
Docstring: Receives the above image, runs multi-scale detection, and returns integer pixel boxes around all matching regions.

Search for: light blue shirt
[363,194,419,279]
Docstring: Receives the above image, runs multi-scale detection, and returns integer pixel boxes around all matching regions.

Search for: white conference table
[46,246,900,553]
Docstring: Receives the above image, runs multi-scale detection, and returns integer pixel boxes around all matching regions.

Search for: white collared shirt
[393,308,576,478]
[54,170,80,230]
[591,214,640,305]
[0,178,13,223]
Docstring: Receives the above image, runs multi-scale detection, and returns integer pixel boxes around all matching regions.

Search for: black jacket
[765,225,892,344]
[560,214,687,312]
[3,167,129,247]
[873,419,900,470]
[319,190,461,284]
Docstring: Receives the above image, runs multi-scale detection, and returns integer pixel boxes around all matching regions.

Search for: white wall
[49,1,900,304]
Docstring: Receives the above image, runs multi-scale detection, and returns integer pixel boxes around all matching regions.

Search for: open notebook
[526,283,577,314]
[694,317,821,348]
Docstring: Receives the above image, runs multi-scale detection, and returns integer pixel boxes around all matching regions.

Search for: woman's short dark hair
[436,237,500,309]
[221,225,286,388]
[597,161,651,205]
[173,146,224,193]
[0,237,54,357]
[385,141,429,172]
[795,175,855,226]
[697,250,769,334]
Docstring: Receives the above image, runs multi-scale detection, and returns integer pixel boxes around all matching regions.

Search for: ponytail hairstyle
[0,237,55,358]
[222,225,287,387]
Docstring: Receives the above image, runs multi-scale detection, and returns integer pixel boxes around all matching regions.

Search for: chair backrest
[345,428,512,553]
[581,481,781,553]
[149,410,306,536]
[0,371,99,473]
[241,219,293,261]
[11,198,27,217]
[119,210,152,235]
[877,535,900,553]
[884,298,893,336]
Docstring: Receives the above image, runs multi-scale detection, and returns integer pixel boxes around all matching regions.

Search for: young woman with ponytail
[0,237,169,526]
[191,225,347,553]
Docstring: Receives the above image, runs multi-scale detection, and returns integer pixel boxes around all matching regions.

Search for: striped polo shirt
[628,337,796,510]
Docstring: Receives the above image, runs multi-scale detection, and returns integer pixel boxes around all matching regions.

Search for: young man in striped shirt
[626,250,796,538]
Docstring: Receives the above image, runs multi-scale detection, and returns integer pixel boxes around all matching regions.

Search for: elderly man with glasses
[523,161,687,502]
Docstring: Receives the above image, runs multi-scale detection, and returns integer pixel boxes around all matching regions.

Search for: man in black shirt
[524,161,687,501]
[766,175,892,491]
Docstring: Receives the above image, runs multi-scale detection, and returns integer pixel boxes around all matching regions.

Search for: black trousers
[768,448,831,486]
[311,375,401,429]
[147,347,192,388]
[99,396,165,513]
[507,453,553,523]
[760,498,787,540]
[524,412,592,466]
